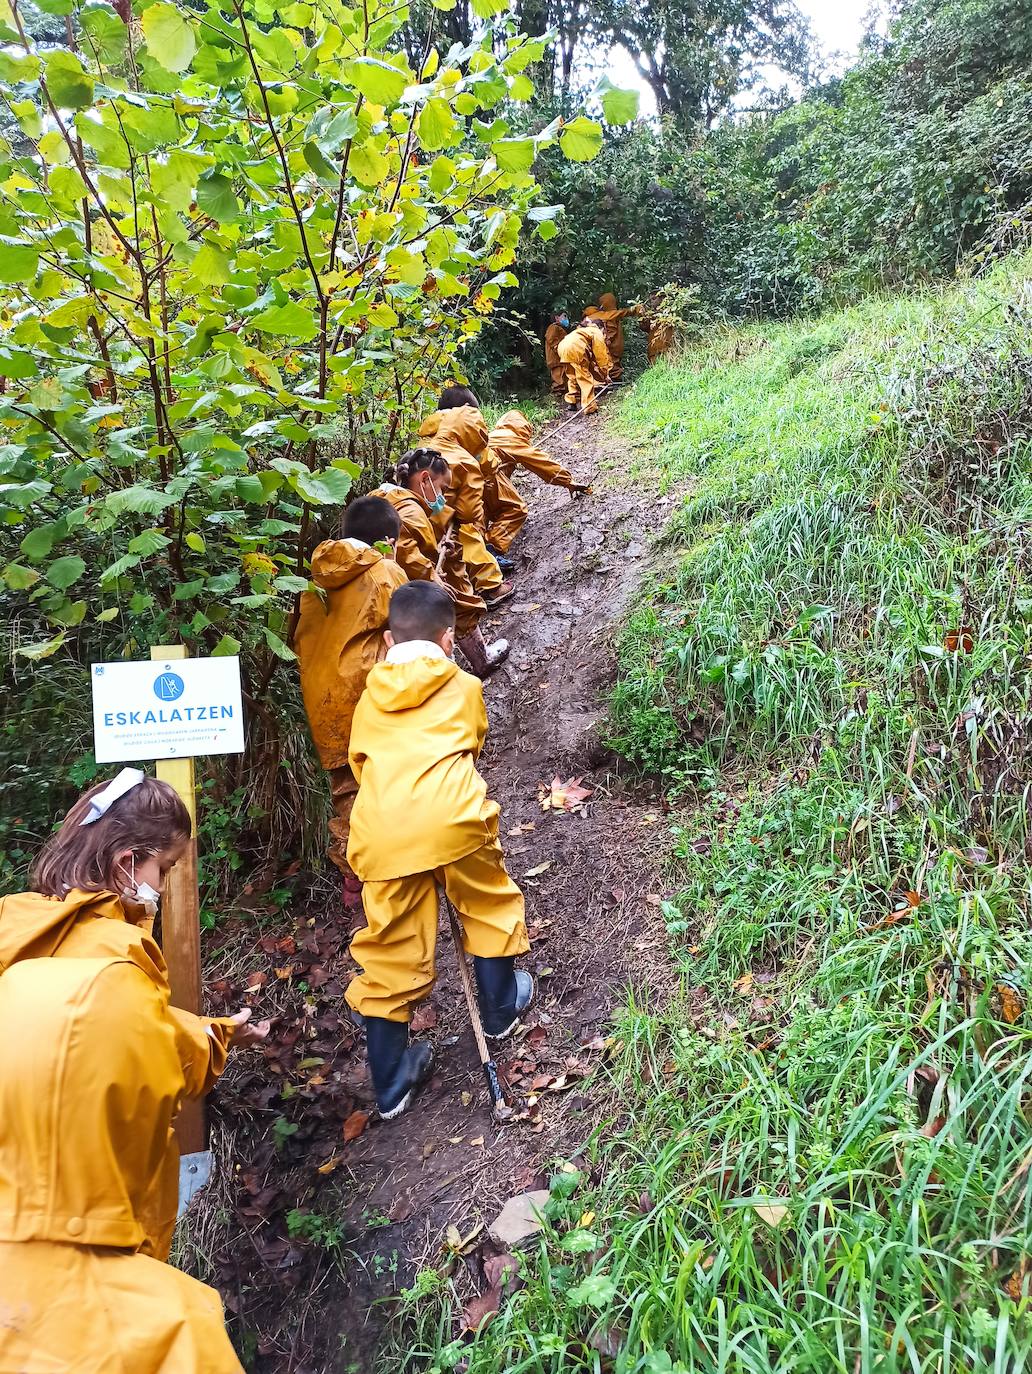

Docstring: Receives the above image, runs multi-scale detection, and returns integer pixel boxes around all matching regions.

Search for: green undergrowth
[381,256,1032,1371]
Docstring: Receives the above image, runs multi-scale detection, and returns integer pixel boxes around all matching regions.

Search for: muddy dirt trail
[197,403,678,1372]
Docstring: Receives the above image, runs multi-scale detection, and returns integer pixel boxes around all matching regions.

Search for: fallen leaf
[410,1004,438,1033]
[997,984,1024,1024]
[342,1110,369,1143]
[445,1224,463,1251]
[470,1135,485,1147]
[733,971,754,996]
[483,1251,520,1290]
[461,1091,472,1106]
[388,1195,413,1223]
[539,774,594,814]
[422,1139,438,1159]
[579,1210,596,1227]
[462,1286,502,1333]
[317,1153,342,1175]
[245,971,267,990]
[274,965,295,980]
[524,861,552,878]
[754,1203,789,1228]
[448,1136,465,1145]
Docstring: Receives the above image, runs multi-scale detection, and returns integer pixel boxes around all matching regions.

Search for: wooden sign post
[151,643,204,1154]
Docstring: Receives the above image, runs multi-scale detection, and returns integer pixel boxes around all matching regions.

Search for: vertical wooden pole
[151,644,205,1153]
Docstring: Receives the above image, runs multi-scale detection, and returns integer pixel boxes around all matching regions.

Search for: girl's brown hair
[31,775,192,898]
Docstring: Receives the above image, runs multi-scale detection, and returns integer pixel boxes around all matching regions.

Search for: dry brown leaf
[997,984,1024,1024]
[317,1153,342,1176]
[539,774,594,814]
[470,1135,485,1147]
[342,1110,369,1143]
[733,971,754,995]
[410,1003,438,1033]
[273,965,295,980]
[462,1286,502,1333]
[483,1252,520,1290]
[461,1091,472,1106]
[754,1203,789,1228]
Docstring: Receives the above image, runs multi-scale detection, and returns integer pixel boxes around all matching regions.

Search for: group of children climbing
[544,289,670,415]
[0,383,590,1369]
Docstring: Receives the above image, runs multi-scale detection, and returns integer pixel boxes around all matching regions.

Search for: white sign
[90,656,245,763]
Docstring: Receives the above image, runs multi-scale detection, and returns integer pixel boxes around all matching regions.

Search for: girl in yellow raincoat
[376,446,510,676]
[0,770,268,1259]
[488,409,591,496]
[0,953,242,1372]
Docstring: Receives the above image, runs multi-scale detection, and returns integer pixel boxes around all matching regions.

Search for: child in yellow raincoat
[295,495,408,900]
[376,446,510,676]
[557,319,612,415]
[419,395,522,595]
[0,954,242,1372]
[346,581,533,1119]
[0,769,269,1259]
[544,308,570,395]
[489,409,591,496]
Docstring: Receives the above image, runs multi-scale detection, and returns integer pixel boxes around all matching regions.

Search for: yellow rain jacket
[376,483,485,635]
[295,538,408,772]
[0,955,242,1372]
[418,408,502,594]
[595,291,633,374]
[489,410,575,490]
[347,655,497,882]
[0,886,236,1258]
[557,325,611,413]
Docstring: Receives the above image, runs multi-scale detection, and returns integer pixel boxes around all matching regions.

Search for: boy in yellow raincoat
[295,496,408,901]
[0,769,268,1261]
[489,409,591,496]
[346,581,533,1119]
[557,318,612,415]
[0,954,242,1372]
[591,291,639,381]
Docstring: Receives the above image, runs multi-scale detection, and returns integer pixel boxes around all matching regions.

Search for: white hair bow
[79,767,147,826]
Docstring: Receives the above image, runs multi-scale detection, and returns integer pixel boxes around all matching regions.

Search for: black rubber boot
[365,1017,435,1120]
[473,956,535,1039]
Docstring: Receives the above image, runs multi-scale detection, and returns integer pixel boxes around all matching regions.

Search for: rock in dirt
[488,1190,550,1247]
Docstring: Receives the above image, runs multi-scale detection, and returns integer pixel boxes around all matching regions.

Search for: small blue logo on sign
[153,671,185,702]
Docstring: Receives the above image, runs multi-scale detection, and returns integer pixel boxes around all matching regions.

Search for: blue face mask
[429,492,446,514]
[559,315,570,327]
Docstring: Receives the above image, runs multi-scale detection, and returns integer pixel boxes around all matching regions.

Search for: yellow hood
[310,538,384,591]
[0,887,144,974]
[599,292,618,311]
[0,956,183,1249]
[364,656,459,713]
[490,410,532,446]
[417,406,488,461]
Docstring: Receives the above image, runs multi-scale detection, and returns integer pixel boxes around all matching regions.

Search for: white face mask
[120,855,161,920]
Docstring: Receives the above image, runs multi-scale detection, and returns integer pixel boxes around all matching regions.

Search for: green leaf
[492,137,535,174]
[196,172,239,224]
[471,0,508,15]
[80,2,128,63]
[49,598,86,627]
[96,606,120,622]
[418,98,459,152]
[509,74,533,102]
[273,574,309,594]
[559,115,603,163]
[235,474,267,503]
[599,81,639,127]
[211,633,241,656]
[536,219,559,241]
[2,562,40,590]
[16,631,66,660]
[250,301,318,340]
[349,141,389,187]
[293,466,353,504]
[105,485,176,517]
[43,49,95,109]
[303,141,337,181]
[350,57,408,107]
[264,626,297,660]
[0,348,37,378]
[0,240,39,285]
[46,554,86,589]
[142,2,196,74]
[127,528,170,555]
[185,531,206,553]
[20,525,55,560]
[368,302,398,327]
[193,242,232,286]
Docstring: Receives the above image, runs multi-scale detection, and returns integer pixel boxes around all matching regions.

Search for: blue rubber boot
[473,956,535,1039]
[365,1017,435,1120]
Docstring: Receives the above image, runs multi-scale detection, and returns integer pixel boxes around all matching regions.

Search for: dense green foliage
[483,0,1032,380]
[386,256,1032,1369]
[0,0,633,886]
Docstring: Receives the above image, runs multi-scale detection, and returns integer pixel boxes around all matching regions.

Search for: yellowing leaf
[754,1203,789,1228]
[524,861,551,878]
[142,2,196,74]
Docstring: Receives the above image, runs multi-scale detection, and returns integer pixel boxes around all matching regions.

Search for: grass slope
[389,258,1032,1373]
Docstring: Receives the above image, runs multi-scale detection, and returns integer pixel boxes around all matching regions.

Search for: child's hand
[227,1007,271,1047]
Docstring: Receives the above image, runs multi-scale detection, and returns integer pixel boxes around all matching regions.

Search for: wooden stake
[151,643,205,1153]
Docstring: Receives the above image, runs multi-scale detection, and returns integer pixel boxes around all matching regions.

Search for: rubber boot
[365,1017,435,1120]
[456,628,510,679]
[473,956,535,1040]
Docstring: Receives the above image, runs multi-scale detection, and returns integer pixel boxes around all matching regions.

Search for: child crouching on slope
[345,581,533,1119]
